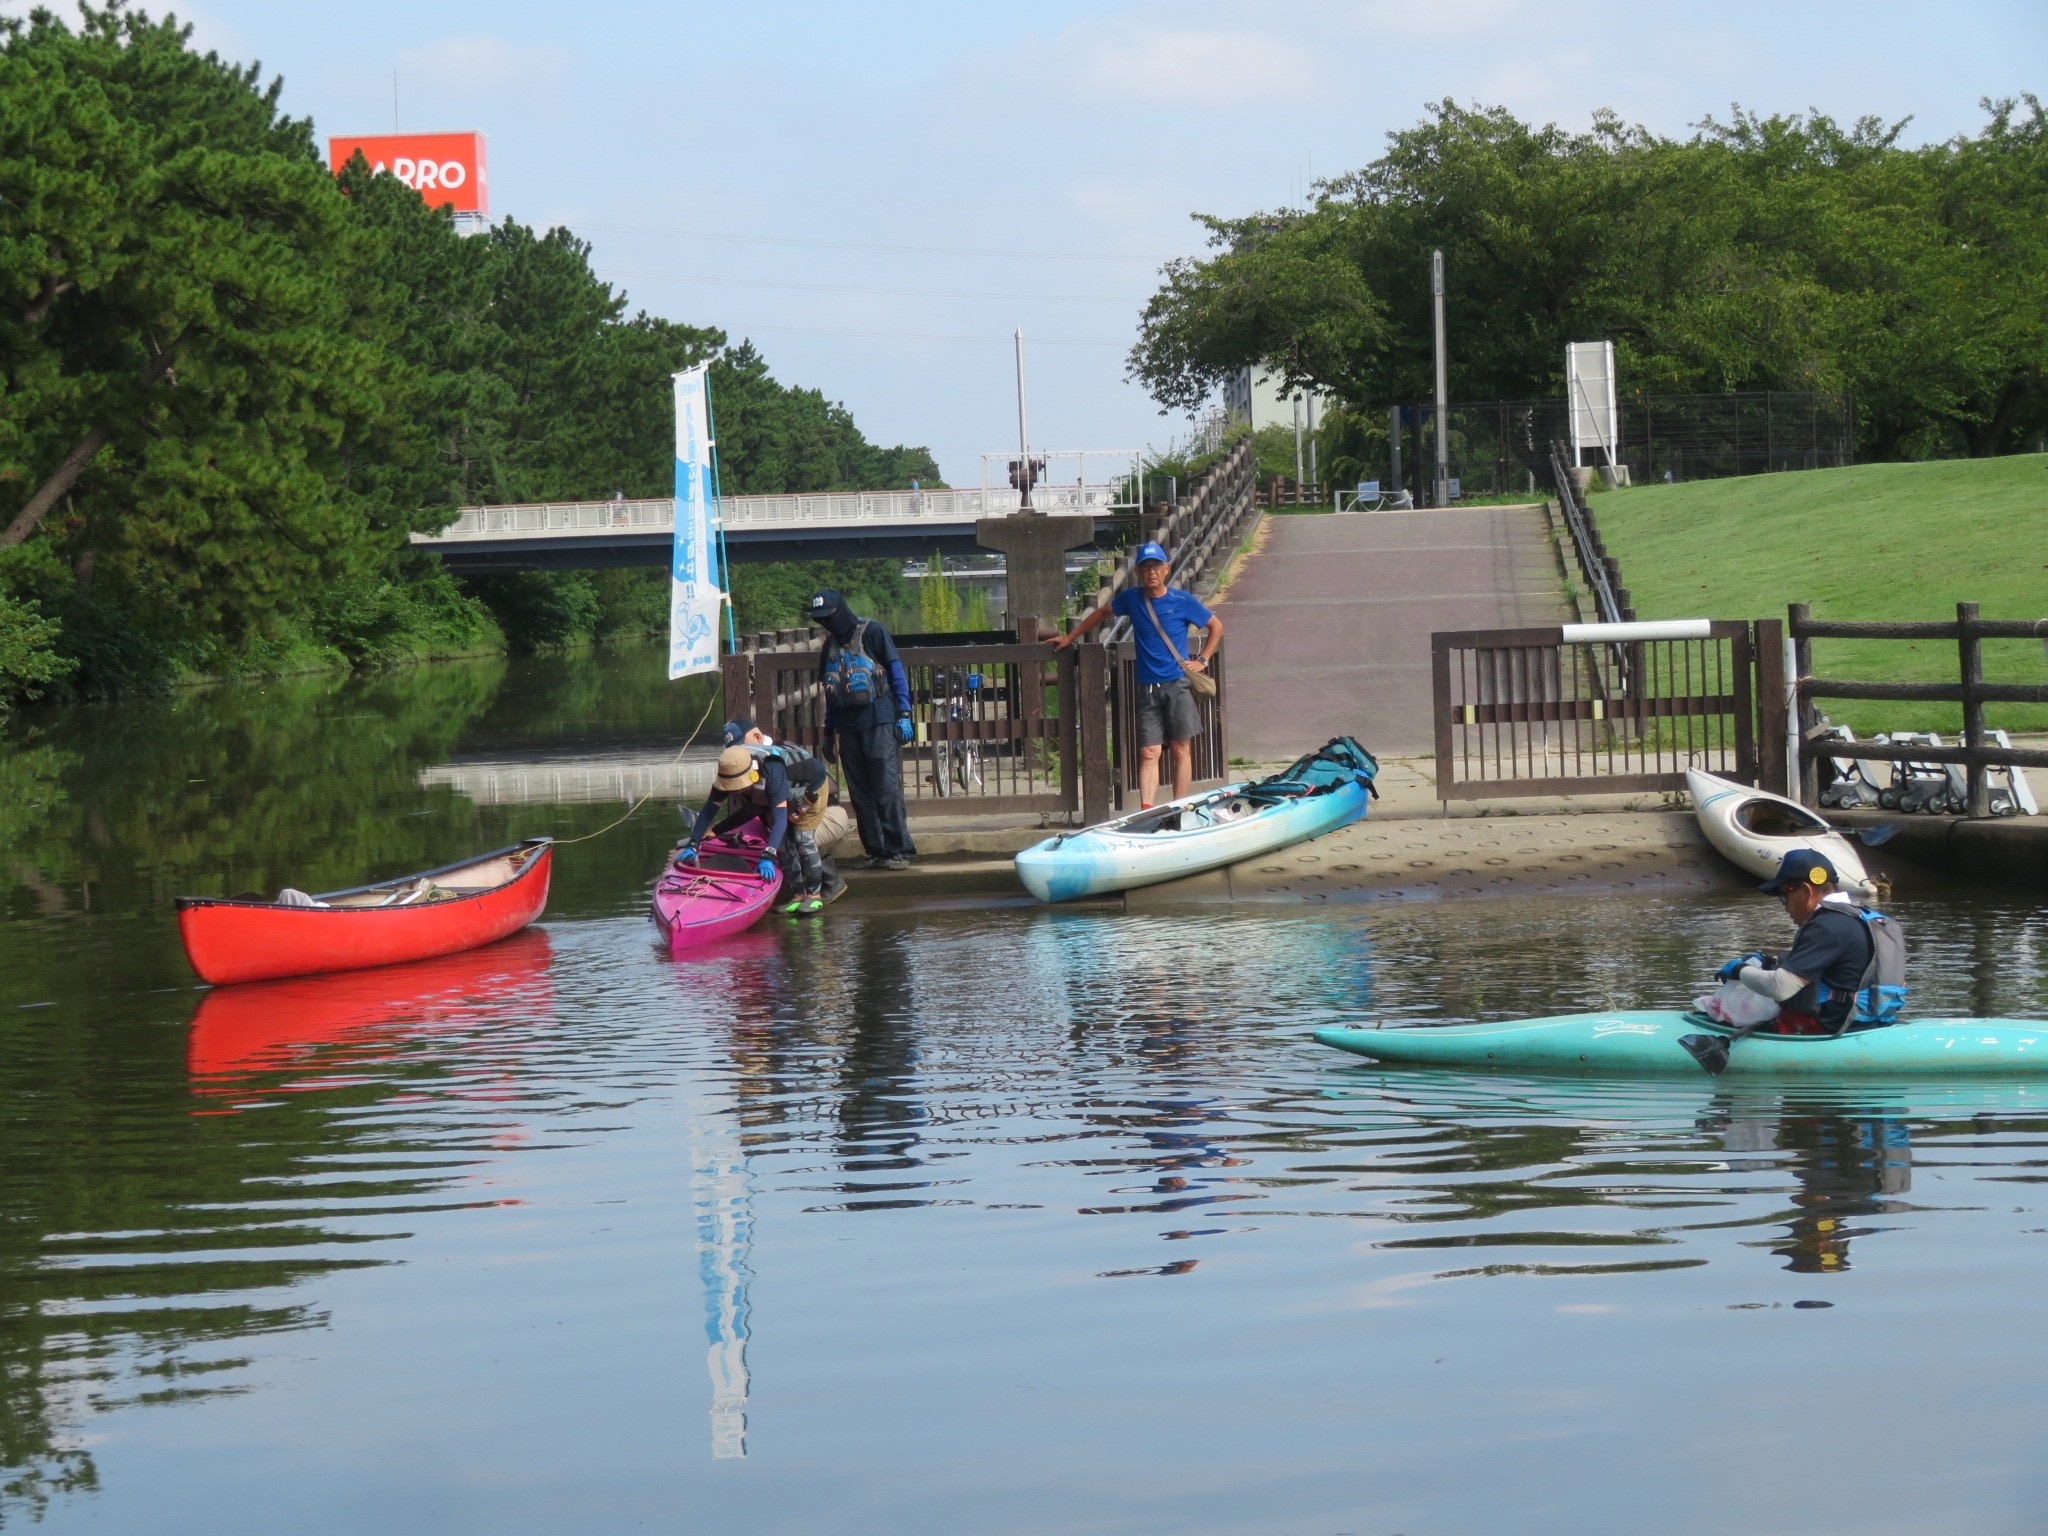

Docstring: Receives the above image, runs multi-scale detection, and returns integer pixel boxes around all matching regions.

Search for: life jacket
[1814,906,1908,1029]
[741,740,826,801]
[740,740,815,772]
[822,621,884,713]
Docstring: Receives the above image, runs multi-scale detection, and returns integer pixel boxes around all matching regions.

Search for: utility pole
[1432,249,1449,508]
[1292,393,1305,504]
[1014,327,1035,512]
[1306,394,1318,498]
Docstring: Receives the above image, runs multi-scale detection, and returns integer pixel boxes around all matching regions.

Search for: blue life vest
[823,620,884,712]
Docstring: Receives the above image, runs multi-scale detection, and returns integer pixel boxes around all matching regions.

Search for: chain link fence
[1389,391,1854,501]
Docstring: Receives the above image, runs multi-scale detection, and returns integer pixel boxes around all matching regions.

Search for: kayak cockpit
[1732,798,1832,837]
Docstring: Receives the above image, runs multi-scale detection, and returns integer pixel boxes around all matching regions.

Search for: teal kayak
[1015,736,1377,903]
[1315,1012,2048,1076]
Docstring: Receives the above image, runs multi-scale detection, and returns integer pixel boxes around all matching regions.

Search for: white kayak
[1015,737,1379,903]
[1685,768,1876,898]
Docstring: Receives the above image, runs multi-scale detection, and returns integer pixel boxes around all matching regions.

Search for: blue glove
[673,844,698,866]
[897,716,914,744]
[1715,957,1746,982]
[756,858,777,881]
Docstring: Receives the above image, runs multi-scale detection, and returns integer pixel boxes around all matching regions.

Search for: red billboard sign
[328,132,488,215]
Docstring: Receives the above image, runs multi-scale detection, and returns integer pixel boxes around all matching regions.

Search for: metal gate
[1432,620,1756,798]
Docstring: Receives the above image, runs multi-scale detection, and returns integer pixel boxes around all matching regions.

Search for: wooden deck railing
[1790,602,2048,816]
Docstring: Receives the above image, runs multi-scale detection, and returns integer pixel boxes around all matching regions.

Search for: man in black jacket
[809,590,917,869]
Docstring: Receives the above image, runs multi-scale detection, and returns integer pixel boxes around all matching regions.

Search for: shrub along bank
[1593,455,2048,732]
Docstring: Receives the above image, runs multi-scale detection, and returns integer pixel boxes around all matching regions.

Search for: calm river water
[4,651,2048,1534]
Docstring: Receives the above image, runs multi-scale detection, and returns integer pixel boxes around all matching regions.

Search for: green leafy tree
[0,4,946,694]
[1130,98,2048,460]
[0,6,425,660]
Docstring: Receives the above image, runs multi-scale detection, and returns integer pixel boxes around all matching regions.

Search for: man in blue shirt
[1051,541,1223,808]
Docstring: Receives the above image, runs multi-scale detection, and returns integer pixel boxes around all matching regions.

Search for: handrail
[1548,441,1626,626]
[1078,434,1258,642]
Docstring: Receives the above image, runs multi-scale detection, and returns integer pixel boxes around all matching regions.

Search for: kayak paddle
[1677,1025,1758,1076]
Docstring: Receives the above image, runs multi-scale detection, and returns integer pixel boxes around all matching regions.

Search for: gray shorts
[1135,678,1200,747]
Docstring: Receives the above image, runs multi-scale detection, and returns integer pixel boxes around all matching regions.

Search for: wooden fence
[721,624,1231,825]
[1790,601,2048,815]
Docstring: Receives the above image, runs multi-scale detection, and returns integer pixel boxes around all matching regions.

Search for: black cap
[1758,847,1838,894]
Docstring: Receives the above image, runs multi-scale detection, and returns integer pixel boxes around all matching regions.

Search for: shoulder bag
[1141,592,1218,699]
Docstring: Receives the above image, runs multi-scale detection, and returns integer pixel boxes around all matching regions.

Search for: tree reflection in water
[0,932,556,1524]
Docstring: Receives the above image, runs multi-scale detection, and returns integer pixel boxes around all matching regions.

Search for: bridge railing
[415,484,1133,544]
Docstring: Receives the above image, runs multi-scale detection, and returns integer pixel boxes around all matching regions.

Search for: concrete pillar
[975,515,1097,629]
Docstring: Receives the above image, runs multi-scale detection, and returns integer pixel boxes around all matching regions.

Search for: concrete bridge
[411,484,1133,574]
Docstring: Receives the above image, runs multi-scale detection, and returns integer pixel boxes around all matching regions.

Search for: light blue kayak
[1315,1012,2048,1076]
[1016,737,1378,903]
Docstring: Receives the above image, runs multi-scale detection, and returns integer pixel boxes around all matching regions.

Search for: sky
[24,0,2048,489]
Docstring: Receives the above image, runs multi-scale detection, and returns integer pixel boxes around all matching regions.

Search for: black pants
[837,722,916,859]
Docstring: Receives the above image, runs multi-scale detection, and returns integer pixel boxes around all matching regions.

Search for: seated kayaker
[718,718,847,914]
[1717,849,1906,1035]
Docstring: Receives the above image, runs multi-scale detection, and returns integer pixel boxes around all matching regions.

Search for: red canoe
[176,839,553,985]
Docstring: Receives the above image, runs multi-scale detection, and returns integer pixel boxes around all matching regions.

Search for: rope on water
[548,682,724,847]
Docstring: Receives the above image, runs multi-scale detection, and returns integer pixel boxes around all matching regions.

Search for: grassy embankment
[1595,456,2048,733]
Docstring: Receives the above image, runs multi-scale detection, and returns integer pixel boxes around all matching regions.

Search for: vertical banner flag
[669,365,724,680]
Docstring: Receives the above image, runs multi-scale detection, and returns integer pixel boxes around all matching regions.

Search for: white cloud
[395,34,568,107]
[1030,11,1329,103]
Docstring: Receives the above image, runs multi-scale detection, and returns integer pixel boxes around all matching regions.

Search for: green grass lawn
[1595,455,2048,732]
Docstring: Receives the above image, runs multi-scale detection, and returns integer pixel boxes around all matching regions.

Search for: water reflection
[1706,1100,1913,1274]
[7,639,2048,1534]
[187,928,555,1091]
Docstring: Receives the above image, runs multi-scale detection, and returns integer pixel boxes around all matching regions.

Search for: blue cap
[1132,541,1169,567]
[1758,847,1838,894]
[720,718,756,748]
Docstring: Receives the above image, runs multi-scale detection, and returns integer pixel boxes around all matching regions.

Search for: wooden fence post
[721,652,752,733]
[1754,618,1787,795]
[1958,600,1988,817]
[1056,643,1080,819]
[753,646,779,741]
[1079,642,1111,824]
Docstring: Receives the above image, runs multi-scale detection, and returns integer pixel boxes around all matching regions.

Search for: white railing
[413,484,1132,545]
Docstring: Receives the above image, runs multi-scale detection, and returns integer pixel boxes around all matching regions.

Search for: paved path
[1216,506,1570,759]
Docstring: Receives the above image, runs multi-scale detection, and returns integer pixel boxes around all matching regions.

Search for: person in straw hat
[672,745,829,912]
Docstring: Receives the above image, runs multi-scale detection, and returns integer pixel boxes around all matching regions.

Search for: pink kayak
[651,831,782,952]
